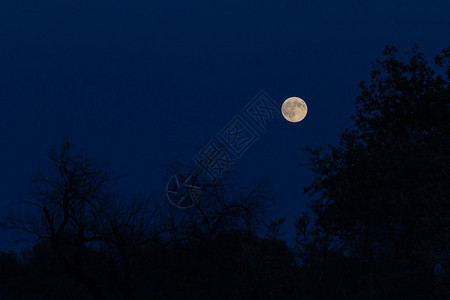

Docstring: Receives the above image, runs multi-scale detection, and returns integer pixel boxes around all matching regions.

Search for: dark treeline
[1,45,449,299]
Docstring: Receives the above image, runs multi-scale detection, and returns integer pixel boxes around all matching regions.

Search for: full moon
[281,97,308,122]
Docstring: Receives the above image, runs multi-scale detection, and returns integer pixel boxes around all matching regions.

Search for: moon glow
[281,97,308,122]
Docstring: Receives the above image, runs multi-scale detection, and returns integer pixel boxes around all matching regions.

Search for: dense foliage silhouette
[298,45,450,298]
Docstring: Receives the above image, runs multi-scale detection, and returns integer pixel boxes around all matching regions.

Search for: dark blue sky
[1,0,449,251]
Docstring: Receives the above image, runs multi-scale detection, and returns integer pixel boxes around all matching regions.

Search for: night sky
[1,0,449,251]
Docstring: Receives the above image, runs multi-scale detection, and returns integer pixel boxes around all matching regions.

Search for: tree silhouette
[5,139,117,299]
[3,139,300,299]
[299,45,450,298]
[166,175,274,245]
[5,139,165,299]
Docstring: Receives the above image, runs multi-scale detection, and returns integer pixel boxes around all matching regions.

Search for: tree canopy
[300,45,450,298]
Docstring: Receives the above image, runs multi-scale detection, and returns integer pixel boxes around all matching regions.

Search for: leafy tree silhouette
[298,45,450,298]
